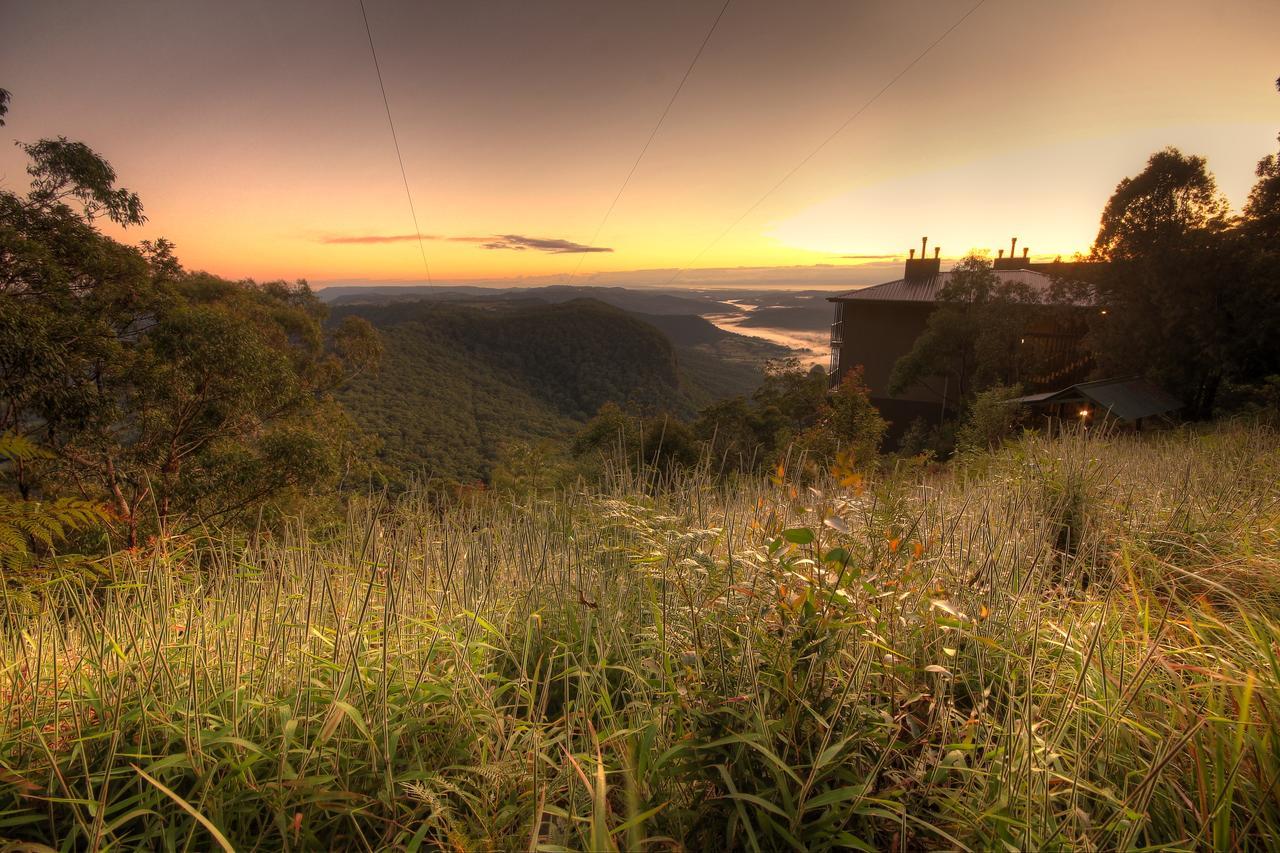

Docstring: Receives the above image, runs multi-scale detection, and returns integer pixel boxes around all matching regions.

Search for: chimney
[994,236,1033,270]
[904,236,941,279]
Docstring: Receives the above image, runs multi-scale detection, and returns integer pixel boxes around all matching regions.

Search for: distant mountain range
[321,284,733,316]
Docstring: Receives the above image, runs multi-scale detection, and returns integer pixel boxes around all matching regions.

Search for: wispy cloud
[318,232,612,253]
[319,233,432,245]
[479,235,611,253]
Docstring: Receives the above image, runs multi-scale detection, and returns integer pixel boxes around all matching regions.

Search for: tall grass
[2,422,1278,850]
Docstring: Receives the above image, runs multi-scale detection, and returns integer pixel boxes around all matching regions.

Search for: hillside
[332,298,784,481]
[634,311,792,407]
[332,298,680,480]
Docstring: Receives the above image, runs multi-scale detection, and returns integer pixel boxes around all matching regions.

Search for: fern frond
[0,431,53,464]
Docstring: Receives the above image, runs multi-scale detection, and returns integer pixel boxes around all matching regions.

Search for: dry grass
[2,421,1278,850]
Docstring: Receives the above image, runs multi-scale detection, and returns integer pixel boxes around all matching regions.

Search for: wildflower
[912,541,924,559]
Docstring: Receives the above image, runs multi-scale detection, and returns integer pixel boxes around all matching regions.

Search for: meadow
[2,422,1278,851]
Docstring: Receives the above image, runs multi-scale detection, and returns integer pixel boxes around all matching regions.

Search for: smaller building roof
[1013,377,1181,421]
[828,269,1065,304]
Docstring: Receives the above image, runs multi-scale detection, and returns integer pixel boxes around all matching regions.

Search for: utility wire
[665,0,987,285]
[359,0,432,283]
[566,0,734,282]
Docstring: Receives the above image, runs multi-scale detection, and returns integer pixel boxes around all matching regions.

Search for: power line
[566,0,734,282]
[359,0,432,283]
[665,0,987,285]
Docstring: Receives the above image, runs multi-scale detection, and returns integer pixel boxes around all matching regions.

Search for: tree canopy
[1,136,381,545]
[1084,145,1279,417]
[889,254,1045,410]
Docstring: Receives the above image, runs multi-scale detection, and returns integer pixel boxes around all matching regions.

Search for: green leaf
[782,527,815,545]
[131,764,235,853]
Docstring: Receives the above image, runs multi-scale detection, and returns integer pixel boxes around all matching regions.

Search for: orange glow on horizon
[5,0,1277,287]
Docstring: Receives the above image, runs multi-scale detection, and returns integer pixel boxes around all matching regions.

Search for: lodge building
[827,237,1096,432]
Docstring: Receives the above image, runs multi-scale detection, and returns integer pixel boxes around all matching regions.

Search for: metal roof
[1014,377,1182,421]
[828,269,1063,304]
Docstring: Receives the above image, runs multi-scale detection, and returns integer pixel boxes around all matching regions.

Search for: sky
[2,0,1278,289]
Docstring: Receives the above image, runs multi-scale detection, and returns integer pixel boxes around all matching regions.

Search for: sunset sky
[3,0,1277,288]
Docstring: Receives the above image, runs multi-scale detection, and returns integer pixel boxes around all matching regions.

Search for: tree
[1086,147,1235,418]
[0,88,10,126]
[21,137,145,225]
[1231,133,1280,385]
[0,138,381,545]
[753,358,829,434]
[691,359,832,474]
[572,403,698,475]
[694,396,770,473]
[795,367,886,466]
[890,254,1041,410]
[955,384,1024,454]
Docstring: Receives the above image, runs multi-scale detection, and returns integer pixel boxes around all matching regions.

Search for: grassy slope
[3,423,1279,850]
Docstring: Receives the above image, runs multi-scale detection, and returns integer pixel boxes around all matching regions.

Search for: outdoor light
[1079,408,1090,417]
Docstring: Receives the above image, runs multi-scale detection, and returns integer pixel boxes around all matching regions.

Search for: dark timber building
[827,237,1095,435]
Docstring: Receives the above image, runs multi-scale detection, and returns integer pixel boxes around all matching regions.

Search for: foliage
[489,439,580,495]
[1,424,1278,849]
[0,138,381,544]
[889,254,1047,411]
[1230,136,1280,391]
[1084,147,1237,418]
[954,383,1025,454]
[794,366,887,468]
[897,417,956,461]
[694,359,833,474]
[1082,142,1280,418]
[572,402,699,477]
[0,432,105,572]
[21,137,146,226]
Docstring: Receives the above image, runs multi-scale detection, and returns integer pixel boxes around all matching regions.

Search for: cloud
[318,232,611,254]
[319,233,432,245]
[837,254,901,261]
[479,234,612,254]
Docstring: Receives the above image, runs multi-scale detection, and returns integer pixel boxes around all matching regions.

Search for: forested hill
[331,297,786,481]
